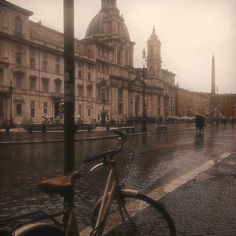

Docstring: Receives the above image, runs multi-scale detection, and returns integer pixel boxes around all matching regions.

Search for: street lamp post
[234,103,236,117]
[8,77,13,127]
[141,49,147,132]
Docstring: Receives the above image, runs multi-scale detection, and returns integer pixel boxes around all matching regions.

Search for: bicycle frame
[94,164,118,234]
[33,166,121,236]
[92,161,138,236]
[59,163,119,236]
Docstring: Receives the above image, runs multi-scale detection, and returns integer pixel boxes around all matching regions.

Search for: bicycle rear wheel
[15,223,63,236]
[91,191,176,236]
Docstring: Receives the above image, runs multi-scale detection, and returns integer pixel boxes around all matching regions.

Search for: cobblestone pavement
[2,151,235,235]
[162,152,236,235]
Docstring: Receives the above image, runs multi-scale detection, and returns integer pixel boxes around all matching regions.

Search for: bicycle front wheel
[91,191,176,236]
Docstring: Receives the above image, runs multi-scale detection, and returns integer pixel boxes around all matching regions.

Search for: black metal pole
[64,0,75,174]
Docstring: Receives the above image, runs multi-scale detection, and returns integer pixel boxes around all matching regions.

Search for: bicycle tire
[91,191,176,236]
[15,223,63,236]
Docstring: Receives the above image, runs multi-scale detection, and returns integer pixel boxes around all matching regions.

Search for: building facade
[210,94,236,119]
[0,0,176,126]
[175,87,209,117]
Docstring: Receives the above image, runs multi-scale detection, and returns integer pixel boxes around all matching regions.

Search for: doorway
[101,111,107,125]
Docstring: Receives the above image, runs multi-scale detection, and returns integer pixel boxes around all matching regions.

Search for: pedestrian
[223,118,227,128]
[106,123,110,132]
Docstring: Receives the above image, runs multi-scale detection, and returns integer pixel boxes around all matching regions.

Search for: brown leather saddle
[38,171,80,197]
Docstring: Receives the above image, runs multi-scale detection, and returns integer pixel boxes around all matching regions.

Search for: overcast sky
[9,0,236,93]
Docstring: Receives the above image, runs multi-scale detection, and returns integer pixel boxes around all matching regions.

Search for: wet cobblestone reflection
[0,127,236,234]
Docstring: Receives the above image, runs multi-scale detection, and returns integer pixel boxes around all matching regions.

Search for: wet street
[0,126,236,234]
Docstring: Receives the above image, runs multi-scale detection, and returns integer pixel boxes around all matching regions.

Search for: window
[43,102,48,115]
[100,86,108,102]
[78,64,83,79]
[118,22,121,34]
[150,45,154,56]
[43,52,48,59]
[55,64,60,74]
[55,83,61,93]
[16,52,21,65]
[88,71,91,81]
[30,76,37,90]
[54,79,61,94]
[117,87,123,114]
[42,61,48,72]
[56,55,60,62]
[87,87,93,98]
[30,101,35,118]
[78,70,82,79]
[117,51,122,65]
[108,20,112,33]
[125,51,129,65]
[30,57,35,69]
[15,74,22,88]
[78,104,82,116]
[118,87,123,101]
[16,103,22,116]
[14,17,22,38]
[118,103,123,114]
[88,108,91,117]
[42,78,49,91]
[78,85,84,97]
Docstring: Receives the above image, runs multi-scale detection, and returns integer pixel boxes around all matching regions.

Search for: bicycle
[0,130,176,236]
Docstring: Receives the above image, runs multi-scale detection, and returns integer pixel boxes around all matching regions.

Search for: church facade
[0,0,176,126]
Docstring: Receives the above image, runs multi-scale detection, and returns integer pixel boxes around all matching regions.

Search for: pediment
[130,76,145,86]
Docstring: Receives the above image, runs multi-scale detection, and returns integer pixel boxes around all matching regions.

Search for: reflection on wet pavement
[0,127,235,230]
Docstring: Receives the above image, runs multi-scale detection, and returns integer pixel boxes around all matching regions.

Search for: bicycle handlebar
[83,149,120,164]
[83,129,127,164]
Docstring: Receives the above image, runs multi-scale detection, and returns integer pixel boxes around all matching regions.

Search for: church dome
[85,0,130,41]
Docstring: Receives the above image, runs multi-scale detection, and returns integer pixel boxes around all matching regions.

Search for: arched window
[117,50,122,65]
[14,17,22,37]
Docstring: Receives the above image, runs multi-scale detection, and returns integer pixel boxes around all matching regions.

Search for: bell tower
[147,26,162,85]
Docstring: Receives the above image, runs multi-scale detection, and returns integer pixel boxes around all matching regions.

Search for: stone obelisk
[211,55,215,95]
